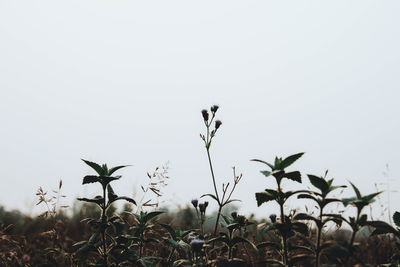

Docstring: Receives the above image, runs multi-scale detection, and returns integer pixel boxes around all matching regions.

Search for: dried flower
[199,202,208,214]
[211,105,219,113]
[190,238,205,252]
[201,109,209,121]
[231,211,238,219]
[191,199,198,208]
[215,120,222,130]
[270,214,277,223]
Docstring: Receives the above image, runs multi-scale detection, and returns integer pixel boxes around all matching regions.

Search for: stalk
[102,185,108,266]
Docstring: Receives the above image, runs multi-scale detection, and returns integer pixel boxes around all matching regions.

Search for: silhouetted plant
[200,105,242,237]
[74,159,136,266]
[294,171,346,267]
[253,153,310,266]
[208,212,256,264]
[325,182,382,265]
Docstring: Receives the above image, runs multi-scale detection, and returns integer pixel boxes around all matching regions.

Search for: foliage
[0,105,399,267]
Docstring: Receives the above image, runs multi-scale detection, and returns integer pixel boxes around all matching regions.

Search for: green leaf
[393,211,400,227]
[82,175,100,185]
[297,193,318,203]
[81,159,104,175]
[109,196,136,206]
[101,175,121,186]
[201,193,218,202]
[362,191,382,203]
[143,211,164,223]
[260,170,271,177]
[77,196,103,205]
[281,152,304,169]
[308,174,329,193]
[349,182,362,199]
[159,223,176,240]
[108,165,130,175]
[365,220,398,236]
[107,184,117,201]
[294,213,318,223]
[251,158,274,169]
[255,190,278,206]
[284,171,302,183]
[231,236,257,250]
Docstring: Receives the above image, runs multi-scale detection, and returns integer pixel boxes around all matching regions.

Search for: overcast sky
[1,1,399,218]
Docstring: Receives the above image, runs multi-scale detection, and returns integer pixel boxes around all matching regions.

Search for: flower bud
[231,211,238,219]
[190,239,205,252]
[211,105,219,113]
[191,199,198,208]
[215,120,222,130]
[199,202,208,214]
[201,109,209,121]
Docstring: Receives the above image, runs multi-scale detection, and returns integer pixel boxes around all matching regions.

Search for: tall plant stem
[278,184,289,267]
[102,186,108,266]
[315,208,323,267]
[206,149,220,201]
[206,147,224,236]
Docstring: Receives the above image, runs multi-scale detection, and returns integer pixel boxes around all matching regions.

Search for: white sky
[0,1,399,218]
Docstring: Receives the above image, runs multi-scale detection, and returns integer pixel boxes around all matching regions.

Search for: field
[1,106,399,267]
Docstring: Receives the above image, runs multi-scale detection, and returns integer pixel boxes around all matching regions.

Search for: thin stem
[206,148,220,202]
[102,186,108,266]
[214,205,223,237]
[315,207,323,267]
[277,183,289,267]
[167,247,176,264]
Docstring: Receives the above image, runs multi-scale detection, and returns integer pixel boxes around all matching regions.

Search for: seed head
[191,199,198,208]
[215,120,222,130]
[201,109,209,122]
[199,202,208,214]
[190,238,205,252]
[210,105,219,113]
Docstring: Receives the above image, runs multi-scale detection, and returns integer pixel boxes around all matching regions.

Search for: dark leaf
[77,196,103,205]
[108,165,130,175]
[81,159,104,175]
[260,170,272,177]
[251,158,274,169]
[349,182,362,199]
[289,254,315,265]
[394,211,400,227]
[281,152,304,169]
[83,175,100,185]
[284,171,302,183]
[143,211,164,223]
[308,174,329,193]
[201,193,218,202]
[109,196,136,206]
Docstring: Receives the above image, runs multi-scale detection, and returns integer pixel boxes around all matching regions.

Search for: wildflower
[201,109,209,122]
[191,199,198,208]
[215,120,222,130]
[211,105,219,113]
[190,238,205,252]
[199,202,208,215]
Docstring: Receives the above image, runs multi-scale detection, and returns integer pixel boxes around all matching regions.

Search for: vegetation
[0,105,399,266]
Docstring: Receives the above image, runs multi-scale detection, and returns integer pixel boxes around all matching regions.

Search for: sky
[0,1,399,219]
